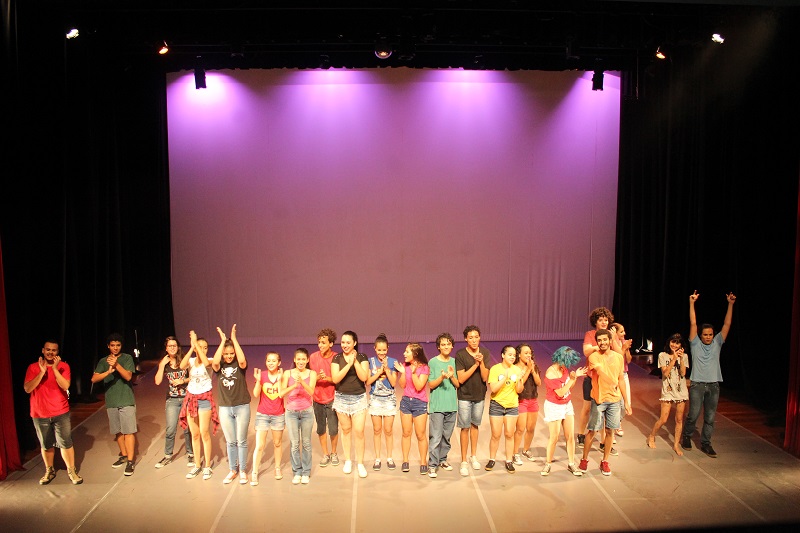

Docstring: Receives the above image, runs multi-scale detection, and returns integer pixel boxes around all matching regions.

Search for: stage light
[655,47,666,60]
[711,33,725,44]
[194,68,206,89]
[374,42,392,59]
[592,70,604,91]
[66,28,79,39]
[158,41,169,55]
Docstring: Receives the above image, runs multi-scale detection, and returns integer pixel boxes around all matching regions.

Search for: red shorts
[518,398,539,414]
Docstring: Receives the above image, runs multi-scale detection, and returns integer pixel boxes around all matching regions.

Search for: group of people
[23,291,735,486]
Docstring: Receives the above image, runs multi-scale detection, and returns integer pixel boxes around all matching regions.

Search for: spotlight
[711,33,725,44]
[66,28,79,39]
[158,41,169,55]
[655,47,666,60]
[194,67,206,89]
[374,42,392,59]
[591,70,604,91]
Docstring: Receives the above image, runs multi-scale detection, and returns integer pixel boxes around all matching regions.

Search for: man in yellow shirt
[578,329,632,476]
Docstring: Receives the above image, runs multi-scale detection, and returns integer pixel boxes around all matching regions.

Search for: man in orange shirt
[578,329,632,476]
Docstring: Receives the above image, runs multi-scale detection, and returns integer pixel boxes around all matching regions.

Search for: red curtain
[785,174,800,456]
[0,238,23,479]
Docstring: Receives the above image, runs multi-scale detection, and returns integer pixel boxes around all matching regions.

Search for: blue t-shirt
[689,333,724,382]
[368,356,397,397]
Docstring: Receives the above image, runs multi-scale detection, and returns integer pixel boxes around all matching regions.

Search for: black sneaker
[112,455,127,468]
[505,461,515,474]
[577,434,585,449]
[401,461,410,473]
[681,436,692,450]
[124,461,135,476]
[700,444,718,458]
[485,460,495,471]
[599,443,619,456]
[419,465,428,475]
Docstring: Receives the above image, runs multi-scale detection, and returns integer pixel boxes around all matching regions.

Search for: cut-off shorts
[543,400,575,423]
[399,396,428,417]
[489,399,519,417]
[368,394,397,417]
[333,391,368,416]
[457,399,485,428]
[255,412,286,431]
[33,412,73,449]
[518,398,539,414]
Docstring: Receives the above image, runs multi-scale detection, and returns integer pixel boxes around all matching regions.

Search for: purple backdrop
[166,68,620,345]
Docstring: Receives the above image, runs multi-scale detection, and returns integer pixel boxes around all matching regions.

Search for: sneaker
[599,443,619,456]
[600,460,611,476]
[567,463,583,476]
[577,434,585,449]
[485,460,495,471]
[505,461,515,474]
[700,444,718,458]
[387,458,396,470]
[223,471,237,484]
[681,436,692,450]
[155,456,172,469]
[112,455,127,468]
[124,461,135,476]
[419,465,428,475]
[428,466,437,478]
[402,461,410,473]
[67,468,83,485]
[186,467,201,479]
[357,463,368,478]
[301,475,310,484]
[186,454,196,467]
[330,453,340,466]
[460,462,469,476]
[373,459,381,471]
[521,450,536,462]
[513,453,523,466]
[615,428,625,437]
[439,461,453,471]
[319,455,331,467]
[292,475,302,485]
[202,467,213,480]
[470,456,481,470]
[239,471,248,485]
[578,459,589,473]
[250,471,259,486]
[39,466,56,485]
[274,468,283,480]
[540,463,552,476]
[343,460,353,474]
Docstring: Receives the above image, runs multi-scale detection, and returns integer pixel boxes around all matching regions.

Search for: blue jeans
[219,403,251,471]
[286,407,314,476]
[165,397,193,456]
[683,381,720,446]
[428,411,457,468]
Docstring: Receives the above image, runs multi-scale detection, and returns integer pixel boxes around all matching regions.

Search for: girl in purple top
[395,343,430,475]
[282,348,317,484]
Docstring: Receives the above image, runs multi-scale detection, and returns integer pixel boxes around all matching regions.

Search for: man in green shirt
[427,332,460,479]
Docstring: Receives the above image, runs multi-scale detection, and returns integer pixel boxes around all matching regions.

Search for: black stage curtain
[0,2,175,459]
[615,9,800,418]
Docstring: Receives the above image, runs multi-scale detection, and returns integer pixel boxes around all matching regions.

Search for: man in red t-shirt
[23,340,83,485]
[309,328,339,467]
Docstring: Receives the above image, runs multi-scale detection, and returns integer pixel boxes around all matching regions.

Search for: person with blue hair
[540,346,587,476]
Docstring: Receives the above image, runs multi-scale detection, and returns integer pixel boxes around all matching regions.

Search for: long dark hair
[164,336,182,367]
[406,343,428,366]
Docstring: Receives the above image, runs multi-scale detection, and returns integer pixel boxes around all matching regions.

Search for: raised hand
[690,290,699,302]
[727,292,737,303]
[38,357,47,372]
[216,326,226,341]
[230,323,238,341]
[575,366,588,378]
[189,330,197,345]
[253,368,261,381]
[393,360,404,372]
[52,355,61,367]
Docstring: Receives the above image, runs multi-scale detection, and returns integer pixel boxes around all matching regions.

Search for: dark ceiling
[57,1,796,72]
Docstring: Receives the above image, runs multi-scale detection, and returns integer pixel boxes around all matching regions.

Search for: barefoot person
[647,334,688,455]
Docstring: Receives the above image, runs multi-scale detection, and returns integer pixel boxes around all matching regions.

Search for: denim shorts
[333,391,368,416]
[542,400,575,423]
[33,412,73,449]
[399,396,428,417]
[518,398,539,414]
[368,394,397,417]
[457,399,485,428]
[107,405,137,435]
[255,412,285,431]
[489,399,519,417]
[587,398,622,431]
[197,399,211,411]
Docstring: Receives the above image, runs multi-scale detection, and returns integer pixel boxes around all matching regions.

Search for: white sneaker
[301,475,310,484]
[513,453,524,466]
[202,467,213,480]
[343,460,353,474]
[357,463,367,478]
[470,456,480,470]
[460,461,469,476]
[292,475,301,485]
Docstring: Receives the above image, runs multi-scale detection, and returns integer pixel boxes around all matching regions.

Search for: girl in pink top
[394,343,430,474]
[541,346,587,477]
[282,348,317,484]
[250,351,285,485]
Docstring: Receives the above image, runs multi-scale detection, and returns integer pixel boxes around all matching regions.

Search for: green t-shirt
[95,353,136,408]
[428,356,458,413]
